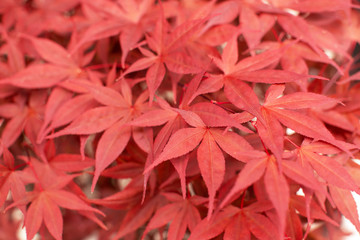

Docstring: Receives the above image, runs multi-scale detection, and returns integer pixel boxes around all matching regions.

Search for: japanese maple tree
[1,0,360,239]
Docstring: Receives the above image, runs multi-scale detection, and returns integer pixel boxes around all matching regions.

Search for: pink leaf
[172,108,206,128]
[92,123,131,191]
[42,195,63,240]
[1,111,28,147]
[47,106,125,138]
[224,214,250,240]
[1,64,71,88]
[265,92,340,109]
[197,131,225,218]
[231,69,309,84]
[146,61,166,104]
[224,78,265,124]
[191,102,252,133]
[47,190,103,215]
[300,148,360,192]
[329,186,360,233]
[75,81,129,108]
[130,109,177,127]
[264,158,289,237]
[28,36,76,67]
[221,156,267,208]
[210,128,266,162]
[24,197,43,240]
[146,127,206,172]
[256,108,283,161]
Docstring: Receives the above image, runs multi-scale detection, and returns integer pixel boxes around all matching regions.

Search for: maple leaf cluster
[1,0,360,239]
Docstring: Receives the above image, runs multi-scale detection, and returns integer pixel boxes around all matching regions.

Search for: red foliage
[1,0,360,239]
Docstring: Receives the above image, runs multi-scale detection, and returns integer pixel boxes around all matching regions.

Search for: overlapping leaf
[1,1,360,240]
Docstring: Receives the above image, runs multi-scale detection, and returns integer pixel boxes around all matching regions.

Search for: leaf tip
[91,174,100,194]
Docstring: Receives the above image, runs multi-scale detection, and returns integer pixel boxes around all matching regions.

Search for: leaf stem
[271,27,280,42]
[240,189,246,209]
[86,63,122,71]
[13,162,27,171]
